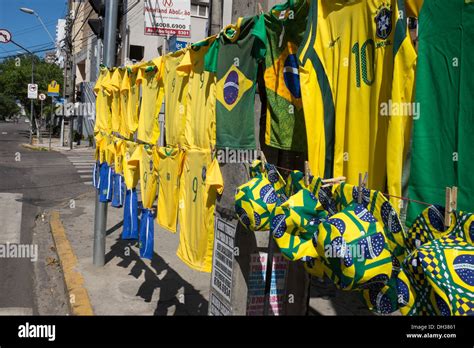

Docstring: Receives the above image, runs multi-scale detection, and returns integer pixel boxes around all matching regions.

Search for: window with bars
[191,3,208,18]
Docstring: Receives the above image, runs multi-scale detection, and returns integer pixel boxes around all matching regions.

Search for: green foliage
[0,94,20,120]
[0,55,63,120]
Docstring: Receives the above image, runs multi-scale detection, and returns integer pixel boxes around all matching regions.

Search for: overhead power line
[12,20,57,36]
[72,8,94,43]
[0,42,54,55]
[0,46,56,60]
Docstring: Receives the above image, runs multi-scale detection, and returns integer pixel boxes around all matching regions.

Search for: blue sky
[0,0,67,59]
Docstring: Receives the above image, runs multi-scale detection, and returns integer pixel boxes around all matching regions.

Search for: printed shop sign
[210,217,235,303]
[246,252,288,316]
[144,0,191,38]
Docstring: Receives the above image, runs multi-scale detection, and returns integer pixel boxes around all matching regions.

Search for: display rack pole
[93,0,119,267]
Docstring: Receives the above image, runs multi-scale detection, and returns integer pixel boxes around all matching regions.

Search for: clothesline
[270,163,434,208]
[98,139,436,208]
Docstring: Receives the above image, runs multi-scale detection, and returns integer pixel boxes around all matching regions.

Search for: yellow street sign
[47,80,60,96]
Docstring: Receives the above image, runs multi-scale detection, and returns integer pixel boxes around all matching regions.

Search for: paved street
[0,121,93,314]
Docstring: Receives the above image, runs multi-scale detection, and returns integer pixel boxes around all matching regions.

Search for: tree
[0,94,20,120]
[0,55,63,120]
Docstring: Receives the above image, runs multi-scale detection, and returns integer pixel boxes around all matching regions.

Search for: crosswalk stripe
[0,193,22,244]
[72,163,95,166]
[0,307,33,315]
[77,170,91,173]
[80,175,93,179]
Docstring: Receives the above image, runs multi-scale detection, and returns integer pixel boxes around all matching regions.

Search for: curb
[49,211,94,315]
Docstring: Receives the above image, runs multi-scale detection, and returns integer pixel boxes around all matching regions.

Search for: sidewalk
[41,136,394,316]
[51,191,211,315]
[51,191,386,316]
[26,136,93,153]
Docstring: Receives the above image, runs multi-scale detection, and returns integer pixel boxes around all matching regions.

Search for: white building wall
[190,16,208,43]
[56,19,66,68]
[222,0,233,27]
[124,0,167,63]
[122,0,210,63]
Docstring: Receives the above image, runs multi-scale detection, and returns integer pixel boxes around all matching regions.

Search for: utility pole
[49,96,54,151]
[29,55,35,145]
[69,52,76,150]
[93,0,119,267]
[207,0,310,316]
[61,13,71,147]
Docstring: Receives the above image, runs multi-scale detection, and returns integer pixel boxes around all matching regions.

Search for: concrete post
[208,0,309,316]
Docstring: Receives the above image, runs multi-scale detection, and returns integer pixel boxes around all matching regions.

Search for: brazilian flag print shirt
[205,15,267,150]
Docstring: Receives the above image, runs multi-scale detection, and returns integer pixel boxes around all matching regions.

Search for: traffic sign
[168,35,189,52]
[27,84,38,99]
[0,29,12,44]
[47,80,60,97]
[39,93,46,101]
[175,40,188,51]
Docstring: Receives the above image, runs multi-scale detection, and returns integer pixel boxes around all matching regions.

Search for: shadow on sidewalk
[104,236,208,316]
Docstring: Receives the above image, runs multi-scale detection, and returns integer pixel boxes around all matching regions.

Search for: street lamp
[20,7,56,144]
[20,7,56,45]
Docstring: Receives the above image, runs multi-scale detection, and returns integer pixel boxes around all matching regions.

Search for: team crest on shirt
[375,5,393,40]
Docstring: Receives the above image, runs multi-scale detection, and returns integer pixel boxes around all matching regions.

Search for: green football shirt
[205,15,267,149]
[407,0,474,224]
[263,0,308,152]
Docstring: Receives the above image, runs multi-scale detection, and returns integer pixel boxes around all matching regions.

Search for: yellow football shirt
[113,137,125,175]
[104,135,115,166]
[121,67,140,136]
[163,49,189,146]
[176,37,217,149]
[93,67,112,135]
[94,132,107,163]
[128,144,158,209]
[109,68,122,134]
[136,58,165,145]
[155,146,184,233]
[109,67,130,137]
[122,140,139,190]
[176,149,224,273]
[297,0,416,208]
